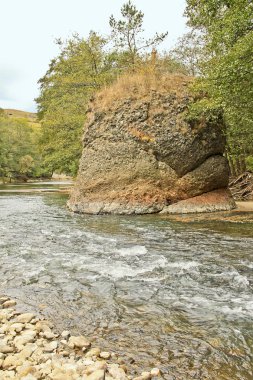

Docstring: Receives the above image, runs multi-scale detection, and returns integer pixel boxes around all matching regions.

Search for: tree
[170,30,206,76]
[109,0,168,68]
[37,32,116,176]
[185,0,253,174]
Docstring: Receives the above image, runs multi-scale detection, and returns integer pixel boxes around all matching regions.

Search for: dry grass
[93,71,192,111]
[127,127,155,142]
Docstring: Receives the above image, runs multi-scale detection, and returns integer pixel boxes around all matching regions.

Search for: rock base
[160,189,236,214]
[68,200,164,215]
[69,189,236,216]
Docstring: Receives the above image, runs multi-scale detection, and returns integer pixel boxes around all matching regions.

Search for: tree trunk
[235,157,242,176]
[228,156,236,177]
[239,155,247,172]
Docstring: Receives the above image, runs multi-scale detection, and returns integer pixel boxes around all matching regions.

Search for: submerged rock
[68,74,235,214]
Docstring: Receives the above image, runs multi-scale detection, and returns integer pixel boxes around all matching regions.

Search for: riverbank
[236,201,253,211]
[0,180,73,194]
[160,201,253,225]
[0,297,160,380]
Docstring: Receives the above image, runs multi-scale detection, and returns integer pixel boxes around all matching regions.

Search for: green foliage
[185,97,224,129]
[185,0,253,172]
[109,0,168,67]
[185,0,253,52]
[37,32,118,176]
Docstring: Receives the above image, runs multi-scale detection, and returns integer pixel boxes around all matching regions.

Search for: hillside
[3,108,38,122]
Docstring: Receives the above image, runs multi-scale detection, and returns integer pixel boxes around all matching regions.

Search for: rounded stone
[2,300,17,309]
[150,368,160,377]
[99,351,111,359]
[15,313,35,324]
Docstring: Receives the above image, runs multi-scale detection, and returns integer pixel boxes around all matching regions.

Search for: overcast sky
[0,0,187,112]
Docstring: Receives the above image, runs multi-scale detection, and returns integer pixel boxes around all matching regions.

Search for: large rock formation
[68,75,235,214]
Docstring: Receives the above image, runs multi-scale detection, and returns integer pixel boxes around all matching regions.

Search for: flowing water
[0,182,252,379]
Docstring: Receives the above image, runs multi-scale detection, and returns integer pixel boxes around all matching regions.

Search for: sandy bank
[236,201,253,211]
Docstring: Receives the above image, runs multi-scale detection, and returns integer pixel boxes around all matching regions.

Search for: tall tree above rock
[109,0,168,68]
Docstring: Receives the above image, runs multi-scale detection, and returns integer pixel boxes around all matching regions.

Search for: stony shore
[0,297,160,380]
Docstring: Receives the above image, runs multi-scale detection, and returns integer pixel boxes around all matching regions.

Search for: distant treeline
[0,108,51,182]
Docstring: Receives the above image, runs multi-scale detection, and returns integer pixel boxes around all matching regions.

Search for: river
[0,182,252,379]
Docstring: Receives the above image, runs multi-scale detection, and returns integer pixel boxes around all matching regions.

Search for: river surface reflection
[0,182,252,379]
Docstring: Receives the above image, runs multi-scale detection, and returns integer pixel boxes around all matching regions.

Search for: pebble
[133,373,151,380]
[100,351,111,359]
[35,321,52,333]
[14,333,35,348]
[69,335,91,349]
[61,330,70,339]
[15,313,35,324]
[2,300,17,308]
[81,358,95,366]
[0,297,10,304]
[0,345,14,354]
[21,375,38,380]
[9,322,24,333]
[0,369,16,378]
[3,354,23,368]
[18,346,35,360]
[0,324,8,334]
[86,360,107,375]
[87,369,106,380]
[86,347,101,357]
[108,363,127,380]
[0,310,13,321]
[42,331,55,340]
[43,341,58,352]
[151,368,160,376]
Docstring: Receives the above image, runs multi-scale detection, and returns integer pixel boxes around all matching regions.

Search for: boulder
[68,75,235,214]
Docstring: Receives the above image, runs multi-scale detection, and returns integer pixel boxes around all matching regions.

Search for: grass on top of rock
[93,70,193,111]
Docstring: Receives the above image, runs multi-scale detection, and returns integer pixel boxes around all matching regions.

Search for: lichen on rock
[68,73,235,214]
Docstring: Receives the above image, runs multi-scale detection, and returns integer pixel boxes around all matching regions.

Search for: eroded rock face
[69,90,235,214]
